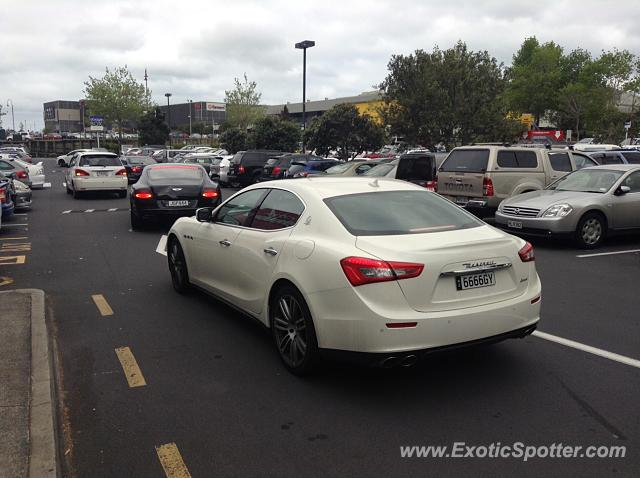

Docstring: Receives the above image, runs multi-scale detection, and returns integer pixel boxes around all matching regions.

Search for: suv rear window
[440,149,489,172]
[79,155,121,167]
[324,191,482,236]
[397,154,435,180]
[497,150,538,168]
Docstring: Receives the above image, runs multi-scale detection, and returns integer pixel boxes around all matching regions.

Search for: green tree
[138,108,169,146]
[248,116,300,151]
[224,74,265,131]
[305,104,385,159]
[220,128,248,154]
[380,41,518,147]
[84,66,150,141]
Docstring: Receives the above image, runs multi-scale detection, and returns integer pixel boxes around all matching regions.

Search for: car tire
[58,160,66,167]
[130,210,143,230]
[168,238,190,294]
[269,284,319,376]
[65,182,71,194]
[575,212,606,249]
[72,184,81,199]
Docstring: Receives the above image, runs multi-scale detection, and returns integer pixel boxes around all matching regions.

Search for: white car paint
[218,155,232,184]
[15,159,45,188]
[65,152,127,194]
[168,178,541,361]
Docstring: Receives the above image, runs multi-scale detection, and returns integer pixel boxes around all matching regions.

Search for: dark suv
[262,154,327,180]
[227,150,282,187]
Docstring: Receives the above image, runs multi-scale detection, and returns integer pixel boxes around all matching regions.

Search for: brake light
[131,166,142,173]
[134,191,153,200]
[16,170,28,179]
[272,166,281,176]
[340,256,424,287]
[518,242,535,262]
[115,169,127,176]
[0,188,5,203]
[74,169,90,176]
[239,165,245,174]
[202,189,219,199]
[483,177,494,197]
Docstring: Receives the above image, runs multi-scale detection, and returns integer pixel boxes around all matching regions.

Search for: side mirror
[615,185,631,196]
[196,207,213,222]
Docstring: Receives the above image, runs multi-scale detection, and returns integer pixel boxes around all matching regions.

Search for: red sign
[527,130,565,141]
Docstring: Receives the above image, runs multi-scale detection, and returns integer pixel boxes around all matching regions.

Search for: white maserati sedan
[167,178,541,374]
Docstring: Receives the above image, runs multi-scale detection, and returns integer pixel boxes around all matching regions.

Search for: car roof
[582,164,640,172]
[77,151,117,157]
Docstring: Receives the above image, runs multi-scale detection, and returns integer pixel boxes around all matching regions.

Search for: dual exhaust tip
[380,354,418,369]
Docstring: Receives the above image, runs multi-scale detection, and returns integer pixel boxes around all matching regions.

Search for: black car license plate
[456,272,496,291]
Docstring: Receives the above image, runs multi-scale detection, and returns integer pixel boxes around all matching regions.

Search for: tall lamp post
[295,40,315,153]
[6,99,15,131]
[164,92,172,130]
[188,99,193,137]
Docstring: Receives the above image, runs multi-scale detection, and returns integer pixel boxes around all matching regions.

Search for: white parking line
[533,331,640,369]
[108,208,117,212]
[156,235,168,256]
[84,209,95,213]
[61,210,71,214]
[43,182,51,188]
[576,249,640,258]
[1,224,28,227]
[13,213,27,216]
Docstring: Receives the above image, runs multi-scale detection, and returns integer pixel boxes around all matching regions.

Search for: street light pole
[164,93,172,144]
[188,99,192,137]
[6,99,15,131]
[295,40,315,154]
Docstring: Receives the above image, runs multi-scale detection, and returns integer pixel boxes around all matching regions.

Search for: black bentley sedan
[130,164,222,229]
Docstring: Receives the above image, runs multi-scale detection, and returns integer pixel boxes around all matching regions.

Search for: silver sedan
[495,165,640,248]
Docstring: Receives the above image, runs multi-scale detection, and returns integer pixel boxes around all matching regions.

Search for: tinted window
[230,152,244,164]
[549,152,572,172]
[355,164,376,174]
[0,160,12,170]
[603,153,623,165]
[497,150,538,168]
[308,161,338,172]
[244,153,267,166]
[324,191,483,236]
[79,155,121,167]
[440,149,489,172]
[397,155,435,180]
[215,189,266,226]
[148,165,203,181]
[250,189,305,230]
[621,152,640,164]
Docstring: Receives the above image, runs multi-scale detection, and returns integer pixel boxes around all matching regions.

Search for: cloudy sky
[1,0,639,130]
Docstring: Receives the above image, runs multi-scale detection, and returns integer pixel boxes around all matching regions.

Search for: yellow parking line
[91,294,114,316]
[114,347,147,388]
[156,443,192,478]
[0,255,26,265]
[0,276,13,287]
[0,236,29,240]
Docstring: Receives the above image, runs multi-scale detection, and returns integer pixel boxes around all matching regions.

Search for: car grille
[501,206,540,217]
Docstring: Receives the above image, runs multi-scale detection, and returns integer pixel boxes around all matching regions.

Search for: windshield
[440,149,489,172]
[363,163,395,177]
[78,155,121,167]
[549,169,624,193]
[324,190,483,236]
[325,162,354,174]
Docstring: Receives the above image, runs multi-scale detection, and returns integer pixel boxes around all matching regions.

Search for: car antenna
[368,178,379,187]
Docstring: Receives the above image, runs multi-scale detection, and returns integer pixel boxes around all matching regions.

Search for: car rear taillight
[0,187,6,203]
[272,166,281,176]
[340,256,424,287]
[239,165,245,174]
[518,242,535,262]
[16,170,28,179]
[483,177,494,197]
[134,190,153,199]
[115,169,127,176]
[131,166,142,173]
[202,189,219,199]
[74,169,90,176]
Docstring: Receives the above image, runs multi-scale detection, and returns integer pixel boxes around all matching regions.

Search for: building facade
[157,101,226,131]
[43,100,83,133]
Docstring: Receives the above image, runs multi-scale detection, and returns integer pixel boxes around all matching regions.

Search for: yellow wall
[354,100,385,123]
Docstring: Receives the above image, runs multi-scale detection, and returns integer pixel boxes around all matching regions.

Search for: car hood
[503,189,603,208]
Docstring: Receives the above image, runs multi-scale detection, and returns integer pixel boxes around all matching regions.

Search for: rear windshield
[324,190,483,236]
[125,156,155,165]
[440,149,489,172]
[79,155,121,167]
[148,166,203,181]
[397,155,435,180]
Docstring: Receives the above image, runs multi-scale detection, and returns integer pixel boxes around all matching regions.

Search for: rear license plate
[168,200,189,207]
[456,272,496,291]
[507,220,523,229]
[95,171,109,177]
[455,196,468,205]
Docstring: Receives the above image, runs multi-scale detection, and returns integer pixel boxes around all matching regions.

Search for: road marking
[91,294,114,316]
[1,223,28,227]
[156,235,168,256]
[156,443,191,478]
[533,331,640,369]
[0,276,13,287]
[84,209,95,213]
[13,213,28,216]
[0,255,26,265]
[114,347,147,388]
[43,182,51,188]
[1,243,31,252]
[576,248,640,258]
[108,208,117,212]
[60,208,130,214]
[0,236,28,240]
[62,210,72,214]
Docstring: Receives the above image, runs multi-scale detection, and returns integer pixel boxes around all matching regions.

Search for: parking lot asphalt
[1,158,639,477]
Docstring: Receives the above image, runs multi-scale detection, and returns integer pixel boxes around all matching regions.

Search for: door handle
[263,248,278,256]
[219,239,232,247]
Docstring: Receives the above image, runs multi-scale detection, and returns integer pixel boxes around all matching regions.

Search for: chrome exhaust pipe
[380,356,399,369]
[400,355,418,368]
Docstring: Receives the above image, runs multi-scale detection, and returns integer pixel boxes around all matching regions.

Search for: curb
[0,289,58,477]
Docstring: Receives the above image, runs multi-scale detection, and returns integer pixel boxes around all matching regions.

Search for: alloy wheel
[168,241,189,292]
[272,294,308,368]
[581,218,602,245]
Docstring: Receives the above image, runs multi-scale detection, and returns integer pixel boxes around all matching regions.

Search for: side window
[250,189,305,230]
[497,151,517,168]
[572,153,597,169]
[549,153,572,172]
[603,153,623,165]
[0,160,12,170]
[622,171,640,193]
[621,152,640,164]
[515,151,538,168]
[214,189,267,227]
[244,153,264,166]
[355,164,374,175]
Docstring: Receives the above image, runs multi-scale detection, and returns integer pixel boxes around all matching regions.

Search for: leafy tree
[305,104,385,159]
[380,41,518,147]
[220,128,248,154]
[138,108,169,146]
[224,74,265,131]
[279,104,291,120]
[84,66,150,141]
[249,116,300,151]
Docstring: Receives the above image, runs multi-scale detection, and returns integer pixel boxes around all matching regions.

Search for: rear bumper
[14,194,32,209]
[74,177,128,191]
[1,203,15,217]
[30,174,45,188]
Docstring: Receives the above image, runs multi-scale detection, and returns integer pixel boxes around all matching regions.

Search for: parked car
[65,152,128,199]
[364,152,438,191]
[572,143,621,152]
[120,155,157,184]
[587,150,640,165]
[0,147,32,163]
[285,158,341,178]
[130,163,222,229]
[437,146,593,217]
[0,172,15,219]
[227,150,283,187]
[151,149,186,163]
[0,155,30,186]
[12,158,45,189]
[261,154,325,180]
[495,165,640,248]
[175,153,221,176]
[12,180,32,210]
[218,155,233,185]
[311,160,381,177]
[57,149,91,167]
[166,178,541,375]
